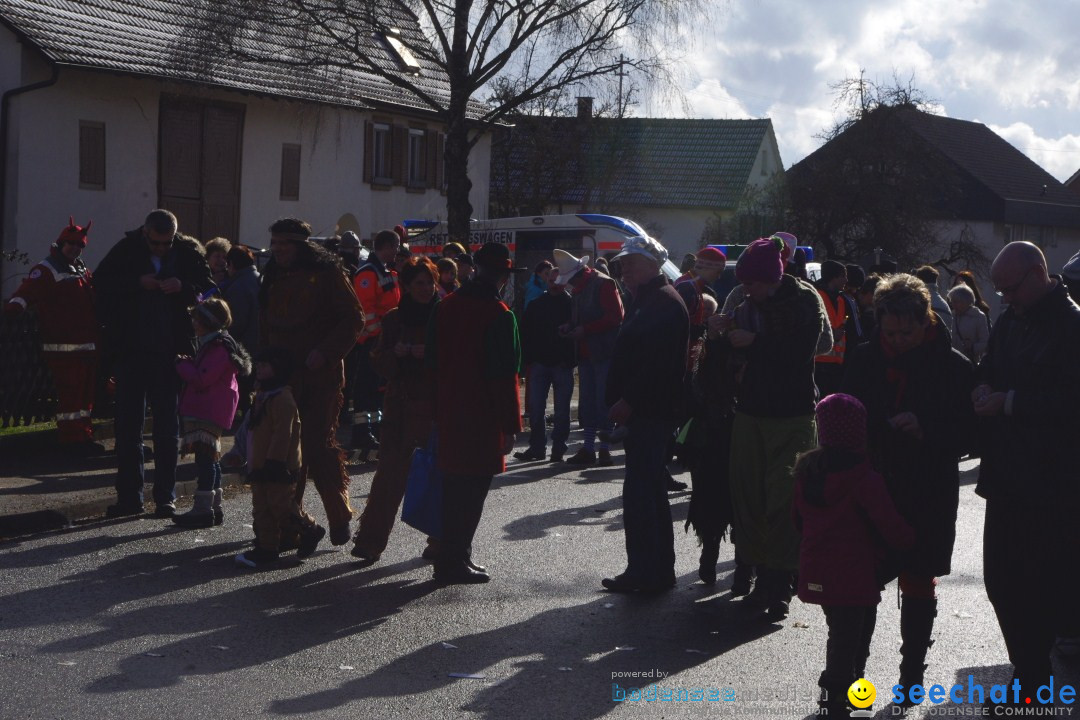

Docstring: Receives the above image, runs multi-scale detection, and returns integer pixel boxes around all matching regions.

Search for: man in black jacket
[515,271,575,462]
[975,241,1080,702]
[601,235,689,593]
[94,209,214,517]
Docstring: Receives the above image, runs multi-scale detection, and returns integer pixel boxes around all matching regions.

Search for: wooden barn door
[159,97,244,242]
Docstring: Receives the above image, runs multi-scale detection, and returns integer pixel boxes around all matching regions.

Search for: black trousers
[820,605,878,701]
[984,499,1061,693]
[114,352,179,507]
[352,338,382,413]
[440,473,494,562]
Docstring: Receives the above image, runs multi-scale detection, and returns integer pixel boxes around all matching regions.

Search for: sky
[646,0,1080,182]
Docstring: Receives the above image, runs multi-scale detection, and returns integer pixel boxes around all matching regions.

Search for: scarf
[397,293,438,328]
[878,320,940,411]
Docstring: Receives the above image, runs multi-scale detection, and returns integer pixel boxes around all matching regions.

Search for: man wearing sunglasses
[94,209,214,518]
[4,218,100,451]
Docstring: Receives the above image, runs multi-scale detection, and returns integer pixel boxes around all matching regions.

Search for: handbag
[402,433,443,537]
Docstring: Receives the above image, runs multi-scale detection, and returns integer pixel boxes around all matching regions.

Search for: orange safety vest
[353,258,400,339]
[815,289,847,364]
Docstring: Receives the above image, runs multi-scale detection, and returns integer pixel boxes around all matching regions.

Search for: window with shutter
[372,123,392,185]
[408,128,427,188]
[280,144,301,200]
[79,121,106,190]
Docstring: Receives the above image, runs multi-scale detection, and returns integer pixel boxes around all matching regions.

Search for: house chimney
[577,96,594,119]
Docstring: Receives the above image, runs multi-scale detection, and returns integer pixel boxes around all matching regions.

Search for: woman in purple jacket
[172,297,251,528]
[794,394,914,717]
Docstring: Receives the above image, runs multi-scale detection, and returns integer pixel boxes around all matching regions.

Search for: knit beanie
[820,260,846,283]
[815,393,867,451]
[846,264,866,288]
[695,246,727,271]
[735,236,785,284]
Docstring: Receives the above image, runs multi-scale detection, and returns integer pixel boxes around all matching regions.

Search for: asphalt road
[1,450,1076,720]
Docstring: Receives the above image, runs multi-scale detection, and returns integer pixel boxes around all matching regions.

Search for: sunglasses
[994,267,1032,297]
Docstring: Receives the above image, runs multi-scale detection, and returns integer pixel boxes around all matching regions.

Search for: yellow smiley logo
[847,678,876,709]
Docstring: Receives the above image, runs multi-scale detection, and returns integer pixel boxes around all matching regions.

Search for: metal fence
[0,311,57,428]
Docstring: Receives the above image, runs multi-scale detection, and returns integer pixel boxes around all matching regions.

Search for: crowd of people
[5,210,1080,714]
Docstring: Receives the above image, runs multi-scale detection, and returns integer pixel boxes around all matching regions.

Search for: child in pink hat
[794,393,914,716]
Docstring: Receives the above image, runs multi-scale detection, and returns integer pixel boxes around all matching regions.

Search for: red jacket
[431,279,521,476]
[5,251,98,348]
[793,458,914,606]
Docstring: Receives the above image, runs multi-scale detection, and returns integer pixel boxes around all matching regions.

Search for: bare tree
[178,0,707,242]
[787,72,987,272]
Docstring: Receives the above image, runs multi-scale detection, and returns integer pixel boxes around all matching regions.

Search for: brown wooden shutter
[435,132,445,191]
[363,121,373,183]
[280,143,301,200]
[78,121,106,190]
[391,124,407,185]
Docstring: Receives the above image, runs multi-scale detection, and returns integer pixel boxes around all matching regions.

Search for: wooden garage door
[159,97,244,242]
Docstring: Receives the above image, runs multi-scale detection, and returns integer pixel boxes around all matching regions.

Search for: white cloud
[674,0,1080,182]
[988,122,1080,183]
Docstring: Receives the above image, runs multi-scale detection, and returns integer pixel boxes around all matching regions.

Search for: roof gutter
[1,62,60,283]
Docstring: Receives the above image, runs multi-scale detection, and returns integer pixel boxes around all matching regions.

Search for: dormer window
[383,31,421,73]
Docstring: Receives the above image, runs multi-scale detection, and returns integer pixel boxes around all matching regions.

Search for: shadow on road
[265,572,782,719]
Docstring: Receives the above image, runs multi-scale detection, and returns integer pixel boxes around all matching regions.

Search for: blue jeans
[527,363,573,455]
[578,358,612,436]
[622,415,676,581]
[114,352,180,507]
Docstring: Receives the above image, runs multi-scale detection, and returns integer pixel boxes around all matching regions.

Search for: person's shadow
[265,571,782,719]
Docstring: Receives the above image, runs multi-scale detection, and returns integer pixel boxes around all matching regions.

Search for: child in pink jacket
[173,297,251,528]
[793,393,915,717]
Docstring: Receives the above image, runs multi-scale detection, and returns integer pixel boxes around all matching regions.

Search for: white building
[0,0,490,294]
[490,111,784,262]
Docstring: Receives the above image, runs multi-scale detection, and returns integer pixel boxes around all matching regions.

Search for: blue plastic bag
[402,434,443,538]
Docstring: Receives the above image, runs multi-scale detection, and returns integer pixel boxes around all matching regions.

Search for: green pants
[729,412,817,571]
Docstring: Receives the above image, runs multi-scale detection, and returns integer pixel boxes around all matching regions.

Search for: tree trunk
[445,105,473,245]
[445,0,474,245]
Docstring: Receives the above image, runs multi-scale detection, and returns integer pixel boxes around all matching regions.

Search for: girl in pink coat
[173,296,251,528]
[793,393,914,716]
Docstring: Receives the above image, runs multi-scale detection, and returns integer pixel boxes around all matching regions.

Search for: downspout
[1,62,60,284]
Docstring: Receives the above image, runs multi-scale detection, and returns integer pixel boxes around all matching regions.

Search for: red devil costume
[4,218,99,443]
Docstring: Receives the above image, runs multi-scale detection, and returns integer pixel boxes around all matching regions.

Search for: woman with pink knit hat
[725,236,825,621]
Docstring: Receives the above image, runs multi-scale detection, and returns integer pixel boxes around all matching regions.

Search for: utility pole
[616,55,628,118]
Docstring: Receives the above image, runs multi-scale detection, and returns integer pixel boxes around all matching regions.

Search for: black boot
[731,559,755,597]
[349,413,380,462]
[817,686,851,717]
[758,567,793,622]
[698,537,720,584]
[897,597,937,704]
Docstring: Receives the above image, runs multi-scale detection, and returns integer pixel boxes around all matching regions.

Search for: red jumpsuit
[5,252,99,442]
